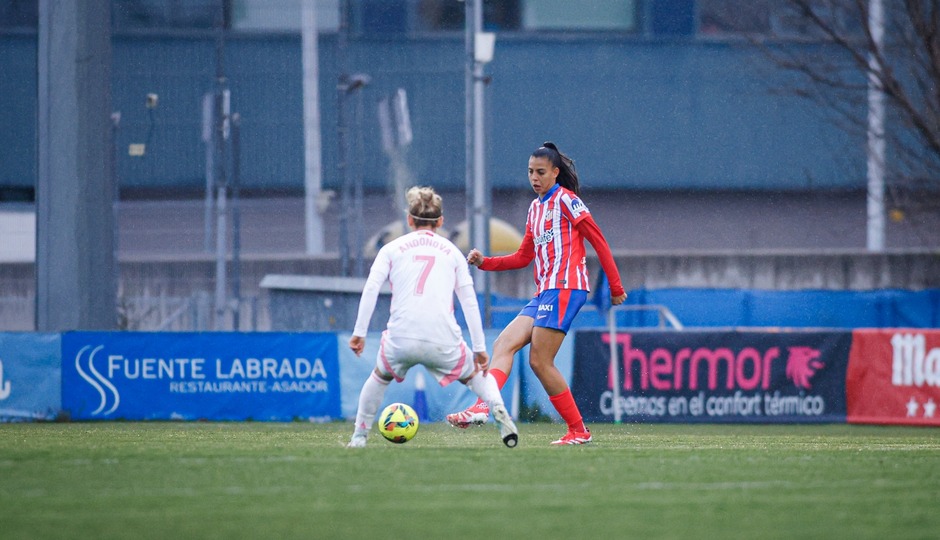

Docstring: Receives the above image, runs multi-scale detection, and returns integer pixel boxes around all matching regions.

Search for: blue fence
[463,288,940,331]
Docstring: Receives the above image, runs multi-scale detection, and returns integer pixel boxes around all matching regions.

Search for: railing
[0,292,263,332]
[0,294,33,331]
[485,302,683,330]
[606,304,684,331]
[607,304,684,424]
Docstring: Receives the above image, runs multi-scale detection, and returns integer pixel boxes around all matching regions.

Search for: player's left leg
[529,327,592,445]
[528,289,592,445]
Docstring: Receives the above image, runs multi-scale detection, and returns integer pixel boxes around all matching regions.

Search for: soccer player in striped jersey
[446,142,627,445]
[346,186,517,449]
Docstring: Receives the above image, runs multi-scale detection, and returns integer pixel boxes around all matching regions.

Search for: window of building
[230,0,339,32]
[520,0,637,32]
[4,0,866,41]
[112,0,225,30]
[0,0,37,29]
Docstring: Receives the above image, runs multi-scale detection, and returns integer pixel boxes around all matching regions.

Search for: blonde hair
[406,186,443,227]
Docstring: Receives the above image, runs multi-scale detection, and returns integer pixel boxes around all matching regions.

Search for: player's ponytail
[533,141,581,196]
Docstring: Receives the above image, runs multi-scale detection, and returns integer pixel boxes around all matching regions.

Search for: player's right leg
[348,335,406,449]
[446,314,533,428]
[347,370,392,448]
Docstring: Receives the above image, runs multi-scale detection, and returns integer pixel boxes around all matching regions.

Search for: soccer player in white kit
[346,186,518,448]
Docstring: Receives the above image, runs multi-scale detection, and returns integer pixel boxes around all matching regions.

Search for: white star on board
[924,399,937,418]
[906,397,919,417]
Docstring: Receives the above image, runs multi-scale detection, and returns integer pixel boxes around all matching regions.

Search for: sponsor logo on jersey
[534,229,555,246]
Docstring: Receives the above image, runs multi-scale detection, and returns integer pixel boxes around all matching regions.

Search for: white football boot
[490,403,518,448]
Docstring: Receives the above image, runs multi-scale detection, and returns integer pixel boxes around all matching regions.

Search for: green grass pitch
[1,422,938,539]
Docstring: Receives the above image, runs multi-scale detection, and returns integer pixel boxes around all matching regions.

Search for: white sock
[354,373,390,435]
[467,371,504,410]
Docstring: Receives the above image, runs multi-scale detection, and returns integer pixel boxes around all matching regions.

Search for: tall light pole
[212,2,231,330]
[866,0,886,252]
[302,0,325,255]
[464,0,495,320]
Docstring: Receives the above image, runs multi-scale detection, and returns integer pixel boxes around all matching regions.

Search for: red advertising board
[847,330,940,426]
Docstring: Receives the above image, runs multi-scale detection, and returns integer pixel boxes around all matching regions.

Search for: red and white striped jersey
[526,184,591,294]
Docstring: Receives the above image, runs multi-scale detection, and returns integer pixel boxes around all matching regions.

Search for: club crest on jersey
[544,209,559,222]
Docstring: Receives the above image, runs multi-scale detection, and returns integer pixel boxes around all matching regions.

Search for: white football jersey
[353,230,481,349]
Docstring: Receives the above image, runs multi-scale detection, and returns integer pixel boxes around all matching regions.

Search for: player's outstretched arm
[576,215,627,303]
[472,228,536,272]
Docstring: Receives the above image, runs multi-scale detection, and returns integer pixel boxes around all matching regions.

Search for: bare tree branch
[744,0,940,223]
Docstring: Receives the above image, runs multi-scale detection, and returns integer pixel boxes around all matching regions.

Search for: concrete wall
[5,250,938,299]
[2,248,937,331]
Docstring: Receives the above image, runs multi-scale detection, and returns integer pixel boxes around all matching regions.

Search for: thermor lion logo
[75,345,120,415]
[785,347,824,389]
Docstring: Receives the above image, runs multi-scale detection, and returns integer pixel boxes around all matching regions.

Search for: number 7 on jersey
[413,255,435,295]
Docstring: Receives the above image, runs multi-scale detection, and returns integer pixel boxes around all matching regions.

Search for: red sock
[549,388,586,433]
[472,368,508,408]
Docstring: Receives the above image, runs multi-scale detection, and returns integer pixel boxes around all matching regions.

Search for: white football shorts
[374,331,476,386]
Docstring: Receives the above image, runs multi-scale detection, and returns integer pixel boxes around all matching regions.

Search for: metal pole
[231,112,242,330]
[471,0,486,270]
[464,0,474,262]
[111,111,121,323]
[866,0,886,252]
[213,3,230,330]
[354,85,365,277]
[337,0,351,276]
[202,93,214,252]
[302,0,325,255]
[471,0,491,321]
[609,307,622,424]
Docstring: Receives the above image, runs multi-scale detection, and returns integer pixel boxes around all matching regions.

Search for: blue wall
[2,33,863,192]
[0,34,37,190]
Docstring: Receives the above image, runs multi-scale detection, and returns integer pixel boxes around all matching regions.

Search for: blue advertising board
[572,330,852,423]
[0,333,61,421]
[62,332,341,421]
[337,329,519,422]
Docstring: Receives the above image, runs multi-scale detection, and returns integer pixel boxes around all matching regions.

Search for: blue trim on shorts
[520,289,588,334]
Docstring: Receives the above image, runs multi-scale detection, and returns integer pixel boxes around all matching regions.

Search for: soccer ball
[378,402,419,444]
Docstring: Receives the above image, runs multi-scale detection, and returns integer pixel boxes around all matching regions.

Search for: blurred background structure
[0,0,938,331]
